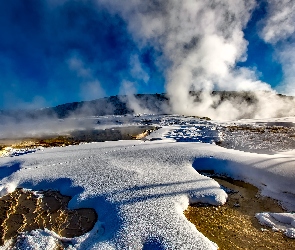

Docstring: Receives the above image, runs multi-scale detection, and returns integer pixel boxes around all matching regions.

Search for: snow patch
[256,212,295,238]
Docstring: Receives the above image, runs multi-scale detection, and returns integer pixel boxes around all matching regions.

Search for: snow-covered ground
[0,114,295,249]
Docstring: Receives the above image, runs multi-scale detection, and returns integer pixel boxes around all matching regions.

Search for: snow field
[0,114,295,248]
[0,141,227,249]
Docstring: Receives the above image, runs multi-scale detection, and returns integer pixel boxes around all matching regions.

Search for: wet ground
[69,126,156,142]
[0,189,97,247]
[184,176,295,250]
[0,126,157,157]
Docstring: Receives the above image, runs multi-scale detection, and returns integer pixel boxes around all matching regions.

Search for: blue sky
[238,1,283,87]
[0,0,293,110]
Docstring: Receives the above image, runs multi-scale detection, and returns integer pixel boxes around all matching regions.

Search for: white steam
[162,0,270,118]
[260,0,295,43]
[67,53,106,101]
[2,0,295,131]
[119,81,152,114]
[260,0,295,96]
[277,45,295,94]
[96,0,295,120]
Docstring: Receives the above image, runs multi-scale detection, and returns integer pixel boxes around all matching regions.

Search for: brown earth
[0,189,97,246]
[184,177,295,250]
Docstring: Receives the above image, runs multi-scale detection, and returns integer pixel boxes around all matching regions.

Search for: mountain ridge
[0,91,294,122]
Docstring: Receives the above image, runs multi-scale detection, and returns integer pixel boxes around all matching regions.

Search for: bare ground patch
[184,177,295,250]
[0,189,97,247]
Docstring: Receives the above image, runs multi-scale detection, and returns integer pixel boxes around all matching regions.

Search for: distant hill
[0,94,170,122]
[49,93,170,118]
[0,91,294,122]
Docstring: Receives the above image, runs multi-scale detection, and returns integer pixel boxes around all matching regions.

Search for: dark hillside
[0,92,294,122]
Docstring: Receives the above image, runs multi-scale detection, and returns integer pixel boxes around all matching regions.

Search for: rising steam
[260,0,295,96]
[97,0,295,120]
[1,0,295,124]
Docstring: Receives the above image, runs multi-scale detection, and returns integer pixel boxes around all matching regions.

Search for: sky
[0,0,294,110]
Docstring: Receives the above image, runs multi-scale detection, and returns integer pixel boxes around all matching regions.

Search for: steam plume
[96,0,295,120]
[1,0,295,121]
[260,0,295,96]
